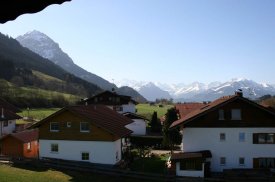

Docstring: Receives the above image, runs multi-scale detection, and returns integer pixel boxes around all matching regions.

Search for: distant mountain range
[115,78,275,102]
[12,30,275,103]
[16,30,147,103]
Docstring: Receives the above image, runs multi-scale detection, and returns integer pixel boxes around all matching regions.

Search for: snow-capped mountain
[115,79,171,101]
[16,30,114,90]
[116,78,275,102]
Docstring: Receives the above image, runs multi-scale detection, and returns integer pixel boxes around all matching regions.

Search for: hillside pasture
[18,108,60,121]
[136,104,174,120]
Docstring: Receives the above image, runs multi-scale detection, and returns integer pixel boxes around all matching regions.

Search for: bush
[130,136,163,148]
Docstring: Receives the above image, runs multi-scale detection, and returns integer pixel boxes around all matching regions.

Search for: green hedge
[130,135,163,148]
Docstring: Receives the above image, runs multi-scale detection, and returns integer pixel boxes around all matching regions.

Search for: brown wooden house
[32,105,133,165]
[1,129,39,159]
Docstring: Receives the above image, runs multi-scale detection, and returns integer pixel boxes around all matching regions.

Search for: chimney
[1,108,4,118]
[235,89,243,97]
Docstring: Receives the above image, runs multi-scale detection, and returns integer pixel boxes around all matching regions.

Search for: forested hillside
[0,33,102,107]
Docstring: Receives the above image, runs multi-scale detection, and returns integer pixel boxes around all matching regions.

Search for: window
[253,133,275,144]
[80,122,89,132]
[258,134,266,143]
[3,121,8,127]
[220,133,226,141]
[239,157,245,166]
[255,158,275,168]
[239,132,245,142]
[81,152,89,160]
[180,158,203,170]
[113,106,123,111]
[219,109,225,120]
[67,122,71,128]
[220,157,226,165]
[51,144,58,153]
[267,134,274,143]
[27,142,31,150]
[50,122,59,132]
[231,109,241,120]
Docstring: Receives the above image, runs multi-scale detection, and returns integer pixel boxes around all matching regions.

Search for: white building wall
[122,103,136,114]
[182,128,275,172]
[39,139,122,165]
[0,120,16,136]
[126,119,146,135]
[176,162,204,177]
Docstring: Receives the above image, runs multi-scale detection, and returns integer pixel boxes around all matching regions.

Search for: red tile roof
[34,105,134,138]
[170,95,239,128]
[176,103,206,118]
[1,129,38,143]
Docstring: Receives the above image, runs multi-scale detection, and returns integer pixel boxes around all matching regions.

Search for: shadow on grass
[130,156,167,174]
[9,159,151,182]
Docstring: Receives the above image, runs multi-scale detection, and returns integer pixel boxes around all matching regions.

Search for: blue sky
[0,0,275,84]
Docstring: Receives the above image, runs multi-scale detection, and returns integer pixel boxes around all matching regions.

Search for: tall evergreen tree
[162,107,182,152]
[149,111,161,133]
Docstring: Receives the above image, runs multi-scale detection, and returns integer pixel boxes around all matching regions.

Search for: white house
[169,91,275,177]
[123,112,147,135]
[32,105,133,165]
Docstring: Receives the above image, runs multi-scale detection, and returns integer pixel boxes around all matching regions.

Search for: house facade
[83,90,137,114]
[32,105,133,165]
[1,129,39,159]
[170,92,275,177]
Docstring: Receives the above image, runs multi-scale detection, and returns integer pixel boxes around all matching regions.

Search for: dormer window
[219,109,225,120]
[231,109,241,120]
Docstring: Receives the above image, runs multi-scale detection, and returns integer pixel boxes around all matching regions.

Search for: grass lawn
[136,104,174,120]
[130,154,169,174]
[0,164,151,182]
[18,108,60,120]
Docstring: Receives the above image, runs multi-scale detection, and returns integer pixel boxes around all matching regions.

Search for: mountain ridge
[115,78,275,102]
[16,30,115,90]
[16,30,147,103]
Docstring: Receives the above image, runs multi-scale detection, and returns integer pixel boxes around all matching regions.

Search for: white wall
[122,103,136,114]
[126,119,146,135]
[0,120,16,136]
[176,162,204,177]
[39,139,122,165]
[182,128,275,172]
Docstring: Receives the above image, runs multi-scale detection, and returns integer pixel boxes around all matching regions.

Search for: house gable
[172,95,275,128]
[39,110,117,141]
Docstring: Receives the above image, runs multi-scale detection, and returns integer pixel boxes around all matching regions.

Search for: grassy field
[0,164,149,182]
[136,104,174,120]
[18,108,60,120]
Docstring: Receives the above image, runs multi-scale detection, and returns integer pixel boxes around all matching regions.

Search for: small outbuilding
[0,129,39,159]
